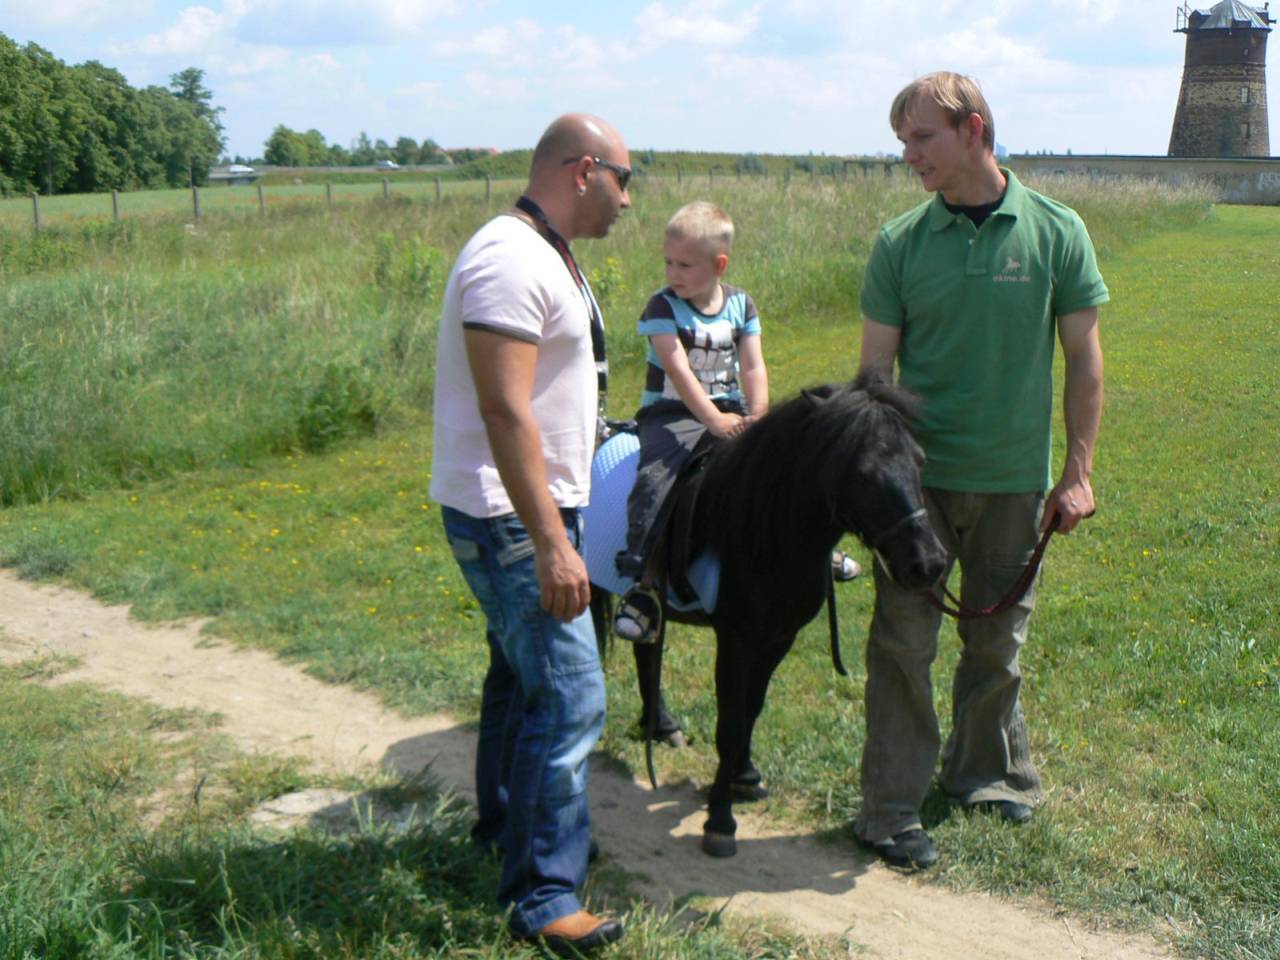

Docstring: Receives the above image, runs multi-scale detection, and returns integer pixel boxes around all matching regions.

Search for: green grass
[0,658,849,957]
[2,175,1275,958]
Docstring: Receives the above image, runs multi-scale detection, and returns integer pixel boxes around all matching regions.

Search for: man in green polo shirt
[855,72,1108,871]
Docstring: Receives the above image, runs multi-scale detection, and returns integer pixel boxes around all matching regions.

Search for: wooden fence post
[382,178,389,200]
[257,182,265,213]
[434,176,441,201]
[709,168,714,186]
[112,189,120,222]
[31,192,40,234]
[192,186,201,222]
[485,174,492,201]
[326,183,333,209]
[676,165,682,184]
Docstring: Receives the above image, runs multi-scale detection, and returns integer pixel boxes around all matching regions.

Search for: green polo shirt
[860,169,1109,492]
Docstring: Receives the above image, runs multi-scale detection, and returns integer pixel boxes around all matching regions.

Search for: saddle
[582,431,721,615]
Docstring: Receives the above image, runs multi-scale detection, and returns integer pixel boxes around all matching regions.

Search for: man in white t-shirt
[430,113,631,957]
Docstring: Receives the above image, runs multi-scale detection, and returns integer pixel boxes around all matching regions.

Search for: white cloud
[234,0,456,46]
[635,1,761,47]
[432,18,542,58]
[212,45,291,76]
[465,70,537,103]
[119,5,227,56]
[2,0,149,29]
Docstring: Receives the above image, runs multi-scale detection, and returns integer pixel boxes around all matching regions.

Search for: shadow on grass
[382,723,877,908]
[98,814,508,955]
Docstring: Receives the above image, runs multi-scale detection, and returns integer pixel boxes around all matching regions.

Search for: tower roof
[1181,0,1274,31]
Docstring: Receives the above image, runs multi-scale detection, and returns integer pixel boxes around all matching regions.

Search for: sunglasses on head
[563,155,632,191]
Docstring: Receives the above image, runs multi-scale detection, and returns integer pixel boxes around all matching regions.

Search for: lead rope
[924,514,1060,619]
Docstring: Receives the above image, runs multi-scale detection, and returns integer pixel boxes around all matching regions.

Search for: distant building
[1168,0,1273,157]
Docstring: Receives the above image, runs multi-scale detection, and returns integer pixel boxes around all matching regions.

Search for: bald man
[430,114,631,955]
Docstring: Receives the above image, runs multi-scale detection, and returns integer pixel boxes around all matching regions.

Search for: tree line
[256,126,491,169]
[0,34,223,197]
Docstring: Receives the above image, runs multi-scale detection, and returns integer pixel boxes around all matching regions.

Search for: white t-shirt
[430,214,597,518]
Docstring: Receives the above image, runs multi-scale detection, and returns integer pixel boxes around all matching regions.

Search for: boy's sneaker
[832,550,862,582]
[614,587,661,644]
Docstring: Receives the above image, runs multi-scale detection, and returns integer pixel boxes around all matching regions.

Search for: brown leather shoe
[517,910,624,957]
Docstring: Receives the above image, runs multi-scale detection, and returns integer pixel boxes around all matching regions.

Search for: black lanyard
[514,196,608,416]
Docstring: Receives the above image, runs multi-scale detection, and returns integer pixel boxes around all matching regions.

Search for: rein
[826,506,929,678]
[924,513,1061,619]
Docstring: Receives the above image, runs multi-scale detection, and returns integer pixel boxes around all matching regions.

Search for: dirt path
[0,570,1172,959]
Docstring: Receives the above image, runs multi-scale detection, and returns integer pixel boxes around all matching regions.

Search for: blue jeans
[441,505,606,936]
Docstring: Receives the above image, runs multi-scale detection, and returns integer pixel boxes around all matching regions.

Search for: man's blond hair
[665,201,734,256]
[890,72,995,152]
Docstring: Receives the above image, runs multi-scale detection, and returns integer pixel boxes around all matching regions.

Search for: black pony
[591,369,947,858]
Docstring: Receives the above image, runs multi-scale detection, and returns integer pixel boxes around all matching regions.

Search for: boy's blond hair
[665,201,734,256]
[890,71,995,152]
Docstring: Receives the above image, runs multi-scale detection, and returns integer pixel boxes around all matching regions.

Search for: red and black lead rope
[924,512,1062,620]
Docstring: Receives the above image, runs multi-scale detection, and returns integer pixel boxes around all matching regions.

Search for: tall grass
[0,174,1213,508]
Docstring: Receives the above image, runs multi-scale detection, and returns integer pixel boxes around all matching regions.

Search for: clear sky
[4,0,1277,160]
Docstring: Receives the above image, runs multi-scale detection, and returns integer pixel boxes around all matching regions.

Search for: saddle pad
[582,432,719,614]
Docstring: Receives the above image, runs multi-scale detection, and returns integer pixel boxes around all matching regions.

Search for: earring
[577,185,586,196]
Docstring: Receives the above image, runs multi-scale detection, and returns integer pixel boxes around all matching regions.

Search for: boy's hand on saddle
[708,411,746,439]
[536,538,592,622]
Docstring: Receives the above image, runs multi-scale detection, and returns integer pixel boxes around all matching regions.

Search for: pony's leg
[732,634,796,802]
[633,635,684,745]
[589,587,612,661]
[703,636,752,857]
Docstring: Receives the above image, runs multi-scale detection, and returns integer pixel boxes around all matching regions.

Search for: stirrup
[614,587,661,644]
[832,550,863,582]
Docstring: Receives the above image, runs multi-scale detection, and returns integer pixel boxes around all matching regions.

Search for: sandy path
[0,570,1171,959]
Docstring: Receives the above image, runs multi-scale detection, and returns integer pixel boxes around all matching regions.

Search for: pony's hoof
[659,729,688,748]
[701,831,737,858]
[731,781,769,802]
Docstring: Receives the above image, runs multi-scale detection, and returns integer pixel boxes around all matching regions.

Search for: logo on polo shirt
[993,253,1031,283]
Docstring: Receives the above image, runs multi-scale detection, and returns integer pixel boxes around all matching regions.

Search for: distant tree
[264,124,309,167]
[418,137,446,164]
[373,138,391,162]
[0,33,219,194]
[393,136,418,166]
[738,152,766,175]
[299,128,328,165]
[169,67,225,151]
[326,143,350,166]
[350,131,374,166]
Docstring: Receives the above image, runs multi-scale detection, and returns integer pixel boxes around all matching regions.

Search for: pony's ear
[802,384,838,406]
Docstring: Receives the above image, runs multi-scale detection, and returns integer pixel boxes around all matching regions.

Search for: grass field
[0,177,525,230]
[1,175,1277,959]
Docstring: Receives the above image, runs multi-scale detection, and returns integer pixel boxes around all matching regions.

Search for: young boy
[613,201,862,642]
[612,201,767,641]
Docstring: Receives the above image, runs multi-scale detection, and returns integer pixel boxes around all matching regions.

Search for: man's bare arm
[465,328,590,621]
[859,317,901,377]
[1046,307,1102,534]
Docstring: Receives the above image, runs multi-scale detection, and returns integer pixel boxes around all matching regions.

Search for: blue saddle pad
[582,432,719,614]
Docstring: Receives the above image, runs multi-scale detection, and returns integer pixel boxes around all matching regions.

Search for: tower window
[1241,122,1251,139]
[1240,86,1249,103]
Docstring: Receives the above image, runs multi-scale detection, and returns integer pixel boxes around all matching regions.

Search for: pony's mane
[699,370,920,562]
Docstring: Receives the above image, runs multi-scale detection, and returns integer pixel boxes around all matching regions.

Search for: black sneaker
[865,828,938,871]
[965,799,1033,824]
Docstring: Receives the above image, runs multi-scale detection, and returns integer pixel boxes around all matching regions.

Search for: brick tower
[1168,0,1273,157]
